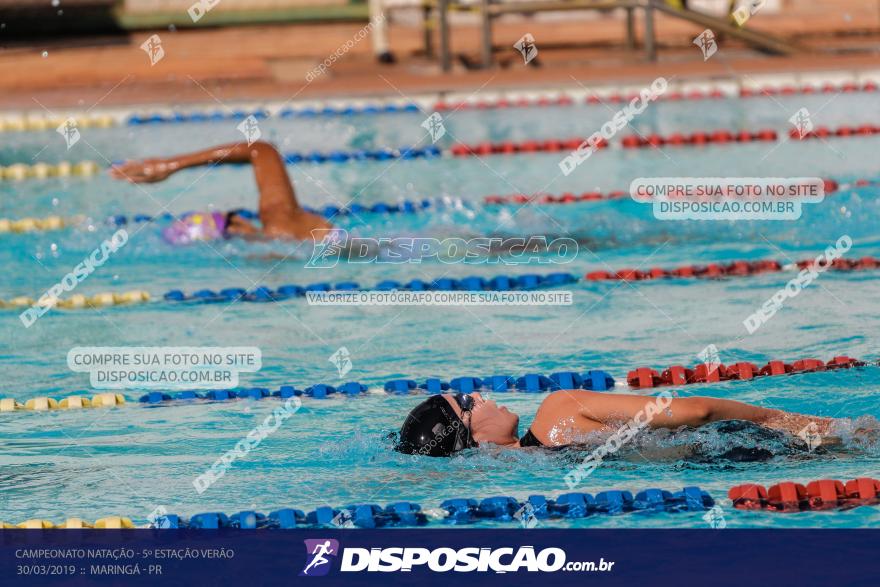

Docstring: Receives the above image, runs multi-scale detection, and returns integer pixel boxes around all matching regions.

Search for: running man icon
[300,539,340,577]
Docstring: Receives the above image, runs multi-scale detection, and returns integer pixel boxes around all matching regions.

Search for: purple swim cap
[162,212,228,245]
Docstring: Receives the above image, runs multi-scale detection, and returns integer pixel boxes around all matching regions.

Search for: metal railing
[431,0,802,71]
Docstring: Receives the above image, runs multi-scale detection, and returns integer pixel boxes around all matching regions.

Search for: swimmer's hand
[110,158,177,183]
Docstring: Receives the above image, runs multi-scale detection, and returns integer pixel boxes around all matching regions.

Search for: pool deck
[2,2,879,112]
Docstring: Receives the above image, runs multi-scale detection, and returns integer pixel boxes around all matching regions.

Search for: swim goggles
[452,393,475,447]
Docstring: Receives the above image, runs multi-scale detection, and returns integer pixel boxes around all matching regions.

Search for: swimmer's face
[444,392,519,446]
[226,214,259,236]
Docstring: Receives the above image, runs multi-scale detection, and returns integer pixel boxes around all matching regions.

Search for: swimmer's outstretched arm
[110,142,331,239]
[573,391,831,436]
[109,142,256,183]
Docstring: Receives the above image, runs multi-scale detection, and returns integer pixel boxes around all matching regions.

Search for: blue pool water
[1,92,879,528]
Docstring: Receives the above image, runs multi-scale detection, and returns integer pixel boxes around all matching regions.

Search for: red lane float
[789,124,880,140]
[583,257,880,284]
[626,356,867,389]
[729,478,880,512]
[482,177,879,206]
[454,123,880,156]
[619,129,778,149]
[450,138,608,157]
[741,81,878,97]
[484,190,628,205]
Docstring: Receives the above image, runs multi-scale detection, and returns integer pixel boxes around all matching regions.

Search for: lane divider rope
[6,123,880,184]
[483,177,872,206]
[625,356,868,389]
[0,161,101,181]
[0,393,126,412]
[619,128,779,149]
[104,199,443,228]
[0,271,578,311]
[0,291,151,310]
[787,125,880,140]
[728,478,880,512]
[0,354,873,415]
[0,114,116,133]
[0,369,617,413]
[3,256,880,312]
[6,176,877,235]
[2,517,135,529]
[582,256,880,282]
[81,78,880,127]
[159,272,579,303]
[0,486,713,528]
[126,79,876,124]
[2,76,876,133]
[449,125,871,155]
[618,125,880,149]
[0,215,75,233]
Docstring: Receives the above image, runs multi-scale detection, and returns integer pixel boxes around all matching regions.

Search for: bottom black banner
[1,529,875,586]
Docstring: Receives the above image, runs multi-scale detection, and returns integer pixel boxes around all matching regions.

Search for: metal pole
[625,6,635,50]
[439,0,451,72]
[481,0,493,68]
[644,1,656,62]
[424,3,434,58]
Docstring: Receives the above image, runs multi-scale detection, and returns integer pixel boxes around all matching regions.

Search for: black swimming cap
[394,395,477,457]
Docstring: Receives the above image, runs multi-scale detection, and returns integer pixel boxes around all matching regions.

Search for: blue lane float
[277,145,441,165]
[0,271,581,316]
[106,146,440,185]
[84,173,880,229]
[126,102,423,126]
[106,197,452,227]
[161,272,580,304]
[135,368,616,405]
[148,486,713,528]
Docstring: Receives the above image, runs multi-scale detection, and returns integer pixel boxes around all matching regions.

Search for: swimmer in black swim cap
[395,390,836,456]
[395,394,481,456]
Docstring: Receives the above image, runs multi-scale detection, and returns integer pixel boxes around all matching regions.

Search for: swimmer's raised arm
[239,142,333,239]
[109,142,254,183]
[110,142,332,240]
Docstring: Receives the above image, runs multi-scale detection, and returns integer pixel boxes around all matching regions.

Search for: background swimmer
[394,390,836,456]
[110,141,332,242]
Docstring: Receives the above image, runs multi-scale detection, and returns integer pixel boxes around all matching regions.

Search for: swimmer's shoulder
[528,391,572,446]
[530,390,605,447]
[542,389,592,411]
